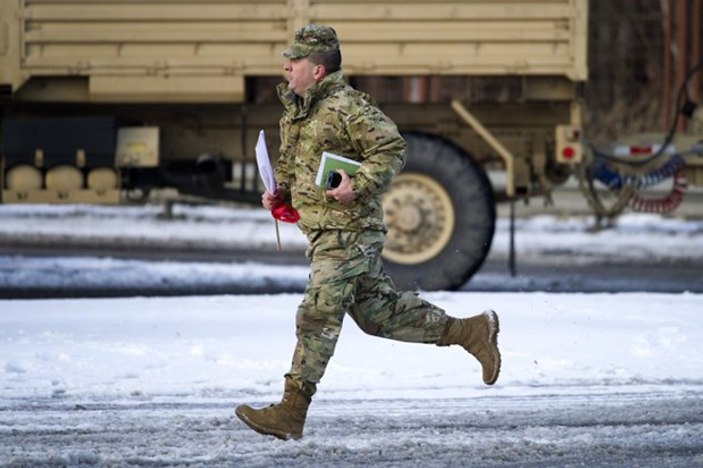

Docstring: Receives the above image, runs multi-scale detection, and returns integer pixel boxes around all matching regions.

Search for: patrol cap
[283,24,340,59]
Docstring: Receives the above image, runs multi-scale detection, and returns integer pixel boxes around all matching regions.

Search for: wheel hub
[395,204,423,232]
[382,173,455,265]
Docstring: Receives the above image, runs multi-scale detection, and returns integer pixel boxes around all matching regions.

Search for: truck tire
[382,132,495,291]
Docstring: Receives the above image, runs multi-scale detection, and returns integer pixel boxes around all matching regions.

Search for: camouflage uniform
[235,24,500,441]
[274,26,449,395]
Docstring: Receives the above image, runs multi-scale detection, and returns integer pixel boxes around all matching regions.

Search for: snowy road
[2,205,703,466]
[2,293,703,466]
[1,204,702,296]
[3,391,702,467]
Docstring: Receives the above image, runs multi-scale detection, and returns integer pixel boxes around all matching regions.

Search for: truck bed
[1,0,588,103]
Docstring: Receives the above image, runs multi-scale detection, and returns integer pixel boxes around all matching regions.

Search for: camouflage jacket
[275,70,406,234]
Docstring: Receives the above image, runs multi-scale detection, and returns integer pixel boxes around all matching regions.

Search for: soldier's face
[284,57,323,96]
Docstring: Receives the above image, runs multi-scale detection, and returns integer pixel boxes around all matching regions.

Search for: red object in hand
[271,204,300,223]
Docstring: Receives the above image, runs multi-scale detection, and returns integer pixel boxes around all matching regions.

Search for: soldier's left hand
[325,170,356,204]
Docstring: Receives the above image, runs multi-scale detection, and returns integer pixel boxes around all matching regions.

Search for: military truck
[2,1,700,290]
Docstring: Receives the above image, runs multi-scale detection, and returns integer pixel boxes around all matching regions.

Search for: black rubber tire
[382,132,496,291]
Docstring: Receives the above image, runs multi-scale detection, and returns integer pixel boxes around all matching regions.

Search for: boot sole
[235,405,301,441]
[483,309,501,385]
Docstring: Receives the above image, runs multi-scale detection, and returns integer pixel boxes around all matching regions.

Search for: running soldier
[235,24,501,440]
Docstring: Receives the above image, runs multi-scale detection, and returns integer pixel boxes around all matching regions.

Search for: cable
[623,154,685,188]
[628,168,687,213]
[591,153,686,190]
[589,54,703,167]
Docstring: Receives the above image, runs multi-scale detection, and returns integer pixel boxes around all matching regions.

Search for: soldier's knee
[296,306,327,333]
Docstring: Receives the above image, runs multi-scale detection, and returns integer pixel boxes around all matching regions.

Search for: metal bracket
[450,99,516,197]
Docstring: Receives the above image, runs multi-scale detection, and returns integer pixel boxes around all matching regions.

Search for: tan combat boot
[235,377,312,440]
[437,310,501,385]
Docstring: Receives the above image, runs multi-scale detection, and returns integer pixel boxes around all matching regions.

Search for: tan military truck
[1,0,684,291]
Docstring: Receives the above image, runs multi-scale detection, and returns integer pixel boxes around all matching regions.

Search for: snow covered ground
[1,203,702,294]
[2,203,702,262]
[2,292,702,466]
[1,204,703,466]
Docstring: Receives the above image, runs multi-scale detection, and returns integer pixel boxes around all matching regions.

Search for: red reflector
[630,146,652,155]
[562,146,575,159]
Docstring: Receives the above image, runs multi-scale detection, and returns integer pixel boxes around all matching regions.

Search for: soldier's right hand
[262,191,284,210]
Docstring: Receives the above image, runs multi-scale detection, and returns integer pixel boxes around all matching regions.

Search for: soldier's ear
[312,64,326,80]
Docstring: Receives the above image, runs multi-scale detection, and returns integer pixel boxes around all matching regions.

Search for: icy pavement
[3,393,701,467]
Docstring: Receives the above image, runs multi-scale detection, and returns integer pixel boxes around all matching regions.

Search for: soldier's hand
[262,190,284,210]
[325,170,356,204]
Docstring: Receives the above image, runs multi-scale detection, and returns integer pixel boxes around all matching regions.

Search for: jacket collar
[277,70,346,119]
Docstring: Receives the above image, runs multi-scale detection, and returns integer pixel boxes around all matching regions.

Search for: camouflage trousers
[287,230,449,395]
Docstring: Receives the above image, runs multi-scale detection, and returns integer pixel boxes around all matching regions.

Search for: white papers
[255,130,276,193]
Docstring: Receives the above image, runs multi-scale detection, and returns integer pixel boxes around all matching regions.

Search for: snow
[1,204,703,465]
[2,292,701,403]
[2,292,702,466]
[1,203,702,292]
[1,204,702,260]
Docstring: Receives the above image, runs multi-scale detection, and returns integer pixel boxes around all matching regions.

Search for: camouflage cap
[283,24,340,59]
